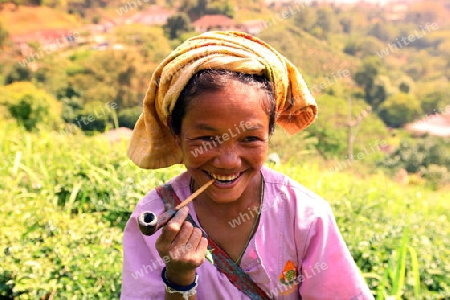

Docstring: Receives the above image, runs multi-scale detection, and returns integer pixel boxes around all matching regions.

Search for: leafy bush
[302,93,389,158]
[277,164,450,299]
[419,90,448,115]
[4,64,32,85]
[0,124,185,298]
[60,97,84,123]
[0,198,123,299]
[420,164,450,190]
[163,13,193,40]
[378,93,421,128]
[72,101,117,132]
[118,106,141,129]
[344,36,385,58]
[0,125,449,299]
[0,82,62,131]
[378,136,450,173]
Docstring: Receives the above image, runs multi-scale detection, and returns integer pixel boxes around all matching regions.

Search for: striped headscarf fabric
[127,31,318,169]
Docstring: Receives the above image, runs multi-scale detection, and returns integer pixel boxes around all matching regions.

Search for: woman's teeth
[207,172,240,182]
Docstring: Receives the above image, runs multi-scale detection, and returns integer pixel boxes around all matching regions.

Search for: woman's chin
[206,189,244,204]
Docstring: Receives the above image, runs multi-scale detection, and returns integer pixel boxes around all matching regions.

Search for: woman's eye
[242,136,261,142]
[199,136,215,141]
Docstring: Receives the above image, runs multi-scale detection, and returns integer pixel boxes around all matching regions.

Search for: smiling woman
[121,31,374,300]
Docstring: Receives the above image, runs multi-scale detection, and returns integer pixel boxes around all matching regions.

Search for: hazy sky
[325,0,390,3]
[270,0,402,5]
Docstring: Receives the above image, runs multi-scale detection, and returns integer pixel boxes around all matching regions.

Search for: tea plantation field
[1,123,449,299]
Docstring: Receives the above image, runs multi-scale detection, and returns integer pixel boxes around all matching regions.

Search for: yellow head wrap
[127,31,318,169]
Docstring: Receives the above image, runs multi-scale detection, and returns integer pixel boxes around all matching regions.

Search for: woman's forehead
[186,85,268,114]
[183,89,270,129]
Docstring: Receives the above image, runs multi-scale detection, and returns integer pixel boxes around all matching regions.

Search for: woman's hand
[155,206,208,286]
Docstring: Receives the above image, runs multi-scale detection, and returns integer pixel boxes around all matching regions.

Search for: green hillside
[0,123,448,298]
[0,6,82,35]
[259,24,360,79]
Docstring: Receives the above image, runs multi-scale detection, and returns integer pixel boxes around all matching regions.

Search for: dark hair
[169,69,276,135]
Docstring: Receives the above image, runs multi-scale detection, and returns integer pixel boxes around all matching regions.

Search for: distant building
[11,29,76,56]
[193,15,237,32]
[384,0,409,21]
[238,20,266,35]
[129,5,175,25]
[405,114,450,137]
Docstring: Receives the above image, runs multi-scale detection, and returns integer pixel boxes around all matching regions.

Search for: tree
[34,56,72,97]
[4,64,33,85]
[343,40,359,56]
[60,96,84,123]
[378,93,421,128]
[69,49,147,109]
[315,7,332,33]
[379,136,450,177]
[118,106,142,129]
[180,0,205,20]
[72,101,113,132]
[115,25,172,62]
[344,36,385,58]
[163,13,193,40]
[368,22,396,43]
[0,82,62,131]
[354,56,384,108]
[181,0,234,20]
[397,76,414,94]
[294,5,316,32]
[0,21,9,49]
[206,0,233,18]
[339,16,352,34]
[314,7,340,38]
[419,90,447,115]
[346,97,372,161]
[371,75,396,109]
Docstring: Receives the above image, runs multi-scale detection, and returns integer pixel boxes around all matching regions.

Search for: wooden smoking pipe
[138,179,215,236]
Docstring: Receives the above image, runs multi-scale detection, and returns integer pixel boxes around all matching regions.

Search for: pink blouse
[121,166,374,299]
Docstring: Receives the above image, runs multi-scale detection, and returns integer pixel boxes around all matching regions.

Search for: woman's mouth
[204,171,243,185]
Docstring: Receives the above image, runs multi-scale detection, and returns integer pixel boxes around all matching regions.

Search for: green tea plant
[1,124,449,299]
[375,228,421,300]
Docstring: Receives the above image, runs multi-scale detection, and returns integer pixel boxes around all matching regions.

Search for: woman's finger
[196,237,208,256]
[171,221,194,247]
[185,227,203,250]
[159,206,189,243]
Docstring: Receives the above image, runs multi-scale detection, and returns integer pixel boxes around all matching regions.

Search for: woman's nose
[212,148,241,169]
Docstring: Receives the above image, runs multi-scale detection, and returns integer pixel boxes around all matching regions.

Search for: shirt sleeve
[298,201,374,300]
[121,199,166,300]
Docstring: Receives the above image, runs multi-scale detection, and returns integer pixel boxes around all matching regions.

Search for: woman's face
[175,80,270,204]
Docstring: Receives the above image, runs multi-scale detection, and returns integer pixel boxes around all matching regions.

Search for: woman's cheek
[183,146,216,165]
[242,143,268,157]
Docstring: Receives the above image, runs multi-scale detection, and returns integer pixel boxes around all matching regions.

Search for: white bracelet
[162,267,198,300]
[165,285,197,300]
